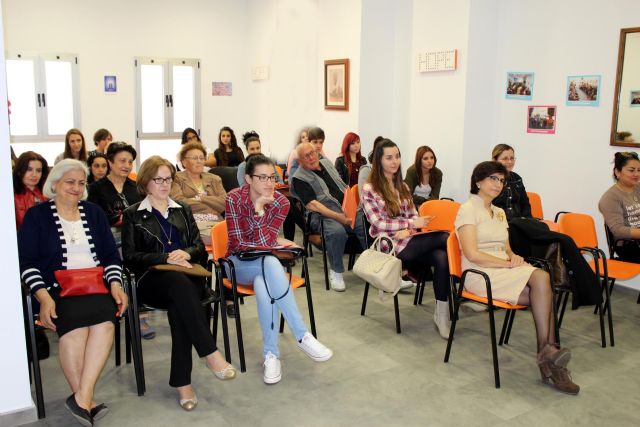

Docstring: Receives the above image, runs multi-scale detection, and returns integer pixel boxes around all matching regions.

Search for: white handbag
[353,235,402,297]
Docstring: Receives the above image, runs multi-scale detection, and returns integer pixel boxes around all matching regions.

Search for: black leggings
[397,232,450,301]
[138,270,217,387]
[283,196,306,241]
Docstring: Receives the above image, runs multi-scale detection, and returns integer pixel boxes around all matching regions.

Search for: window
[6,53,79,164]
[135,57,200,164]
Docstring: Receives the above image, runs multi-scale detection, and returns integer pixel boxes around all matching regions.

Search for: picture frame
[104,76,117,93]
[212,82,232,96]
[506,72,534,100]
[527,105,557,134]
[324,59,349,110]
[566,75,601,106]
[631,90,640,107]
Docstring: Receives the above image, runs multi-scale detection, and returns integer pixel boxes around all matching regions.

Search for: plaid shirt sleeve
[226,188,290,255]
[361,183,412,234]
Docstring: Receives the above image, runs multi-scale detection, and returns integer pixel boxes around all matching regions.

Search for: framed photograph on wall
[631,90,640,107]
[104,76,117,93]
[527,105,556,134]
[506,72,534,100]
[566,75,601,106]
[324,59,349,110]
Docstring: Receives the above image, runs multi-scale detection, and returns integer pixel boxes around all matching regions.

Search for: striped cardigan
[17,200,122,295]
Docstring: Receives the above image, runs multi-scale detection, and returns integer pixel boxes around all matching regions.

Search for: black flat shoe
[226,304,237,318]
[65,394,93,426]
[90,403,109,421]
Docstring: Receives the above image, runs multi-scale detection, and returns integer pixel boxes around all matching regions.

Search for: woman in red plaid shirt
[225,154,332,385]
[361,139,451,339]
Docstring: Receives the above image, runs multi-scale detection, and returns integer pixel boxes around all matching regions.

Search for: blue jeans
[226,255,308,357]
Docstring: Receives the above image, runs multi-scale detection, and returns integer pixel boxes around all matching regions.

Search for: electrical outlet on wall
[252,66,270,81]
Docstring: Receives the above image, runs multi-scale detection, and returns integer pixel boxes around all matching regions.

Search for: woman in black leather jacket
[491,144,531,221]
[122,156,235,411]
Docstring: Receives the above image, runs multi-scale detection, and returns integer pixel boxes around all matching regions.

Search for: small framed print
[566,75,601,106]
[212,82,232,96]
[631,90,640,107]
[527,105,557,134]
[506,72,534,100]
[324,59,349,110]
[104,76,117,93]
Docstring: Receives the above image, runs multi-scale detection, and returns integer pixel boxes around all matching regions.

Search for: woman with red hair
[334,132,367,186]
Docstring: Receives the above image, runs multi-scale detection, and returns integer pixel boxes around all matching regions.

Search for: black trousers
[283,196,306,241]
[138,270,217,387]
[397,232,450,301]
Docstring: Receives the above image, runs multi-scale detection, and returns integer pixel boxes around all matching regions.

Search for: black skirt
[52,292,117,337]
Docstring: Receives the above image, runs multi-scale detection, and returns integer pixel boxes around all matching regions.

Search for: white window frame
[134,57,201,165]
[6,51,80,142]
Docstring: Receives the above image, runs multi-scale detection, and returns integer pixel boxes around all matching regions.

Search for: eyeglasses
[151,176,173,185]
[184,156,205,162]
[488,175,506,185]
[301,151,317,160]
[251,174,277,182]
[186,135,199,142]
[500,156,516,162]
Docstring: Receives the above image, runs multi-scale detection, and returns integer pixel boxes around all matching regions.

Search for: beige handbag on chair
[353,235,402,297]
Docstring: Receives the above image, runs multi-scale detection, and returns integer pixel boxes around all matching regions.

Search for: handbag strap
[370,235,397,256]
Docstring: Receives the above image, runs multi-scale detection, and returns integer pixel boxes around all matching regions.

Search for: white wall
[0,2,38,423]
[2,0,251,156]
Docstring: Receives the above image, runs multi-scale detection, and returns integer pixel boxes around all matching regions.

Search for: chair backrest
[557,212,598,248]
[211,221,229,260]
[418,199,461,232]
[209,166,240,192]
[446,232,462,279]
[128,171,138,181]
[527,191,543,219]
[275,165,284,180]
[350,184,359,204]
[341,185,358,228]
[603,223,617,258]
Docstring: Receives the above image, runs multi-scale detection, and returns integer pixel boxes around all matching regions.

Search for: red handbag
[54,267,108,297]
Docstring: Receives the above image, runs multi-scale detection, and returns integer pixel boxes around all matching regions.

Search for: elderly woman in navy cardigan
[18,159,128,426]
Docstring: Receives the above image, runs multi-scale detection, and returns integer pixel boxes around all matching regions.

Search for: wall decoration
[104,76,117,93]
[212,82,232,96]
[631,90,640,107]
[566,75,601,106]
[506,72,534,100]
[527,105,556,134]
[324,59,349,110]
[418,49,458,72]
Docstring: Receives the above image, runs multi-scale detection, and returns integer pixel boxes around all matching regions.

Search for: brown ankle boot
[537,344,571,369]
[539,362,580,395]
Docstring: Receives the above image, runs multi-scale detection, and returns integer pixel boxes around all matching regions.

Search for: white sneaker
[329,270,346,292]
[263,352,281,384]
[297,332,333,362]
[433,300,451,340]
[399,279,414,291]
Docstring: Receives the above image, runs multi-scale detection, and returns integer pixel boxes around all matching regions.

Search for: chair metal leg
[393,294,401,334]
[125,316,132,364]
[361,282,370,315]
[558,292,569,328]
[603,278,614,347]
[487,305,501,389]
[125,304,145,396]
[114,318,121,366]
[444,290,463,363]
[504,309,516,345]
[302,258,317,337]
[230,288,247,372]
[25,295,45,419]
[321,223,330,291]
[279,313,285,333]
[499,310,510,346]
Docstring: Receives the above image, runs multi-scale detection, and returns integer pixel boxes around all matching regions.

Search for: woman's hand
[508,254,525,268]
[394,229,412,240]
[110,283,129,317]
[167,249,192,268]
[277,237,300,248]
[35,290,57,331]
[412,215,433,229]
[255,193,275,212]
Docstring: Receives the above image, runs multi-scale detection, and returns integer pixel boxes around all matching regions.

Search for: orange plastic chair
[128,171,138,181]
[418,199,461,232]
[351,184,359,205]
[444,232,527,388]
[341,185,359,228]
[275,165,284,181]
[557,212,640,347]
[210,221,316,372]
[527,192,543,219]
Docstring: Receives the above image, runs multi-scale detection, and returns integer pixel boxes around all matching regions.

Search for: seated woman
[357,136,385,192]
[18,159,129,424]
[179,127,206,170]
[170,142,226,244]
[360,139,451,338]
[491,144,531,220]
[404,145,443,207]
[88,128,112,157]
[55,128,88,165]
[456,161,578,395]
[236,132,284,185]
[286,127,310,181]
[122,156,235,410]
[87,152,109,184]
[599,151,640,261]
[13,151,49,229]
[225,154,332,385]
[88,142,140,227]
[334,132,367,187]
[213,126,244,167]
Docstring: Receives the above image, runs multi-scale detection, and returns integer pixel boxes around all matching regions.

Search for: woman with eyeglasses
[122,156,235,410]
[456,161,578,395]
[226,154,332,385]
[599,151,640,261]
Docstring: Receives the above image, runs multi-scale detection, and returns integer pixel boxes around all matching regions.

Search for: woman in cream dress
[455,161,579,395]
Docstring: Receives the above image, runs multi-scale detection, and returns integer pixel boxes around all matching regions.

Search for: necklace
[61,219,82,244]
[159,221,173,245]
[616,183,639,203]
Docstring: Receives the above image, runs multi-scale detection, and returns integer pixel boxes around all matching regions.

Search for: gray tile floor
[21,250,640,427]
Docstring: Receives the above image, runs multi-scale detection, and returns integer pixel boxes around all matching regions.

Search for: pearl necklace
[60,218,83,245]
